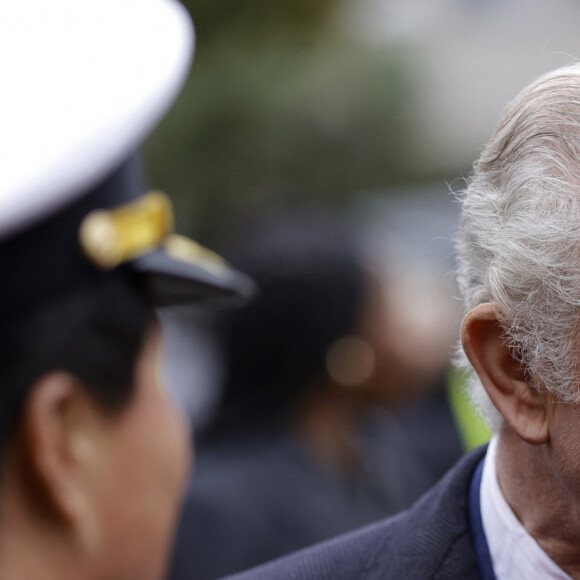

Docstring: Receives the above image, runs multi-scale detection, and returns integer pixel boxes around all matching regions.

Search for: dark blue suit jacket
[224,446,487,580]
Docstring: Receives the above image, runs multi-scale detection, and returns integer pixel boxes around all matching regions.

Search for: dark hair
[0,272,149,460]
[202,211,366,440]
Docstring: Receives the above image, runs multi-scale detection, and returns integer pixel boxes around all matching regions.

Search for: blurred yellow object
[447,369,491,451]
[164,233,227,272]
[79,190,173,269]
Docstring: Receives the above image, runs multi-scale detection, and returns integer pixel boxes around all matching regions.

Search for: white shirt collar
[480,436,571,580]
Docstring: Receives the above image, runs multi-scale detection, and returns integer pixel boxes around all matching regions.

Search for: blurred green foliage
[145,0,421,244]
[180,0,337,44]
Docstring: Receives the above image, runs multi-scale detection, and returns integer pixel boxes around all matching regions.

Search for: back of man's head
[457,63,580,428]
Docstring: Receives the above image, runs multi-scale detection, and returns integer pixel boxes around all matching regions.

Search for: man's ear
[461,303,549,444]
[18,372,103,550]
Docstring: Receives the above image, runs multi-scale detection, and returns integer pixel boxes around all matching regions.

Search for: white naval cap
[0,0,253,318]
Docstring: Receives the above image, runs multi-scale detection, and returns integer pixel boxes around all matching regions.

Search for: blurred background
[154,0,580,428]
[152,1,580,577]
[146,0,580,245]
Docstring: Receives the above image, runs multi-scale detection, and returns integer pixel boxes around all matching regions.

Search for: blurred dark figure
[169,211,463,579]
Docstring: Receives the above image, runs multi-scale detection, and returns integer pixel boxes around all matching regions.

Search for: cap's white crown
[0,0,194,239]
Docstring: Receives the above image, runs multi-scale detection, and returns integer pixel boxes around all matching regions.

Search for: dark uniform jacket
[224,446,487,580]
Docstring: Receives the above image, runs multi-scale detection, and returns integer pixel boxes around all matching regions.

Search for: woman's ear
[18,372,103,550]
[461,303,549,444]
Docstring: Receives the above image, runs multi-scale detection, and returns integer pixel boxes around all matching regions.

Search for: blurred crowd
[163,207,484,578]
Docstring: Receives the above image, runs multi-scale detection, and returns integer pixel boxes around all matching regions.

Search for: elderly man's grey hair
[456,63,580,430]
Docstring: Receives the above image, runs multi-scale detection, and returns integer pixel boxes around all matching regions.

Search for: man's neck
[496,430,580,578]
